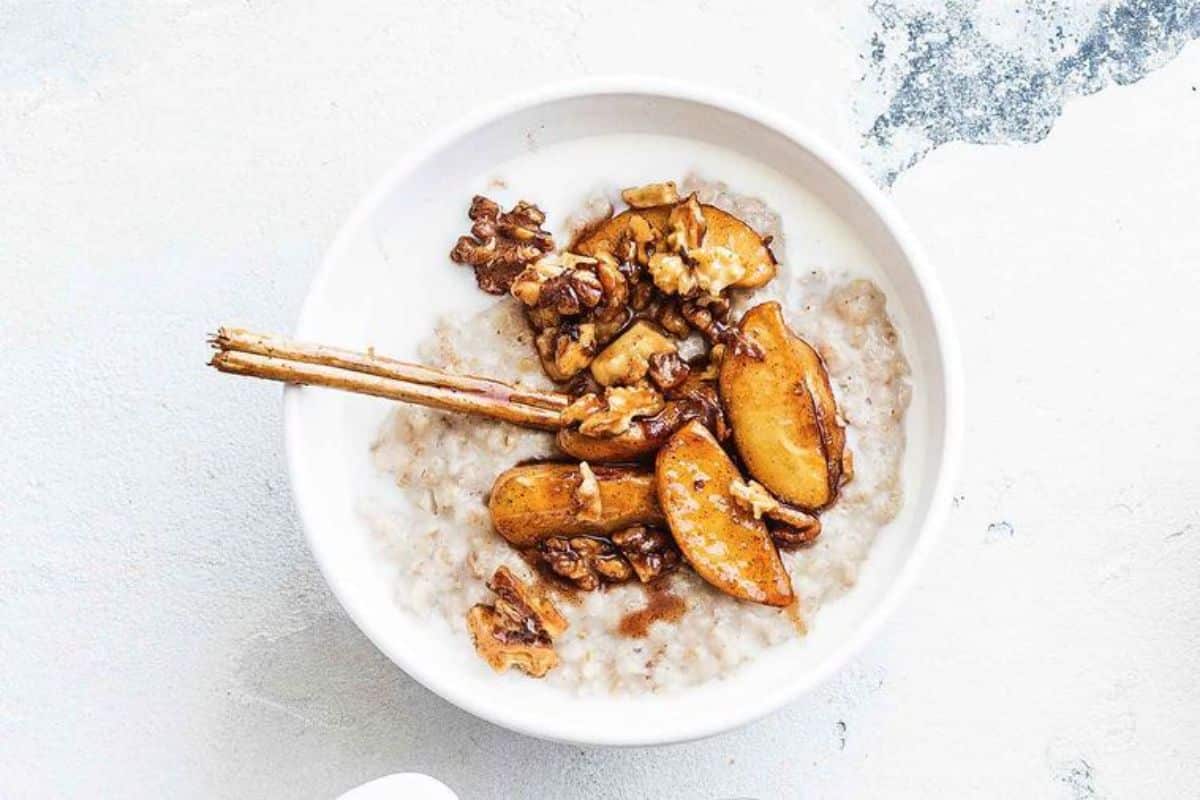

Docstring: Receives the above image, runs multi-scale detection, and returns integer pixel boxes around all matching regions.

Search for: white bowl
[284,78,963,746]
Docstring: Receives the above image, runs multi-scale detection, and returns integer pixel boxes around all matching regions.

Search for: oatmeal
[364,178,910,693]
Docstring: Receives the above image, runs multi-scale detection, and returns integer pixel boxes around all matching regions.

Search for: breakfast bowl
[281,78,963,746]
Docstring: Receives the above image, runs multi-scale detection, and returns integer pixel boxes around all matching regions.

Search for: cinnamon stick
[212,327,569,411]
[209,348,565,431]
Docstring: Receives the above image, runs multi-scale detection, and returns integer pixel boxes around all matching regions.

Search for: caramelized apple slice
[655,421,793,606]
[488,463,663,548]
[719,302,845,510]
[573,204,776,289]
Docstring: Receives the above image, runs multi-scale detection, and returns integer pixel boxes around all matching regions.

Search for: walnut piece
[611,526,682,583]
[647,351,691,392]
[450,196,555,294]
[466,606,557,676]
[560,384,665,437]
[655,299,692,337]
[535,322,598,381]
[729,478,780,519]
[690,245,746,296]
[539,536,633,591]
[627,214,659,266]
[593,253,630,320]
[509,255,567,306]
[575,461,602,522]
[727,480,823,549]
[621,182,680,208]
[467,566,567,677]
[489,564,568,637]
[648,252,697,296]
[666,193,706,253]
[771,518,822,550]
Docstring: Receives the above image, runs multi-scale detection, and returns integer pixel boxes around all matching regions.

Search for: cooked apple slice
[573,204,776,289]
[488,463,664,548]
[719,302,845,510]
[655,421,793,606]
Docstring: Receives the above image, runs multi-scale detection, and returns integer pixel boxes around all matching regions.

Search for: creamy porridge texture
[366,178,911,693]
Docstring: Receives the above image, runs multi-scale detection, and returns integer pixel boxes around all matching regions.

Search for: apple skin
[719,302,845,510]
[656,420,794,607]
[489,463,663,548]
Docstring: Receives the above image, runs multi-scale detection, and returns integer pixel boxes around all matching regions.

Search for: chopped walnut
[560,384,665,437]
[666,193,706,253]
[648,252,697,296]
[575,461,602,522]
[691,246,746,296]
[647,351,691,391]
[543,275,587,316]
[669,380,730,441]
[621,182,680,208]
[510,252,603,308]
[626,281,652,313]
[627,214,659,266]
[466,606,557,676]
[678,297,759,356]
[767,503,823,534]
[559,391,604,423]
[539,536,633,590]
[729,478,780,519]
[726,480,823,548]
[655,299,692,337]
[490,565,568,638]
[467,566,567,677]
[516,265,601,319]
[592,306,632,345]
[677,297,721,339]
[535,322,598,381]
[593,253,630,320]
[611,526,682,582]
[771,518,822,550]
[450,196,555,294]
[509,255,567,306]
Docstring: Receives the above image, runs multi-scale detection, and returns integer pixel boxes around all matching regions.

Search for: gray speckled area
[860,0,1200,183]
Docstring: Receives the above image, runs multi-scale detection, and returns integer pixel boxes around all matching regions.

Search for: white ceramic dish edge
[283,76,964,747]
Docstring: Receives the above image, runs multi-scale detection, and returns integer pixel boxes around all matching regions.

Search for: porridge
[362,177,911,694]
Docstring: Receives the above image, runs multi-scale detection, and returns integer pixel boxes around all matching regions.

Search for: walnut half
[729,478,779,519]
[611,526,681,583]
[539,536,633,591]
[575,461,602,522]
[621,181,680,208]
[467,566,567,678]
[729,478,823,550]
[559,384,666,437]
[450,196,555,294]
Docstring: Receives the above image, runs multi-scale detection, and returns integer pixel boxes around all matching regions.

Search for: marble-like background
[3,2,1198,798]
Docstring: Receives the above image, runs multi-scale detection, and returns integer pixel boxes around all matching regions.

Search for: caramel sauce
[618,584,687,638]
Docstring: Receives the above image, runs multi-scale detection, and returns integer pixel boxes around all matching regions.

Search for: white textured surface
[2,2,1198,798]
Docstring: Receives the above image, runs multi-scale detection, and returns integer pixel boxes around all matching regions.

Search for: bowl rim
[283,76,964,747]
